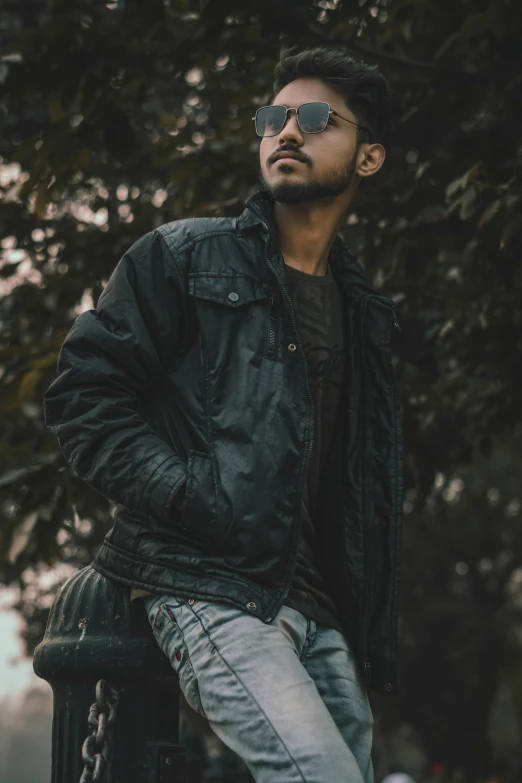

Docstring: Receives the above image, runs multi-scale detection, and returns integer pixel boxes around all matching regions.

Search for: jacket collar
[237,189,277,235]
[237,189,381,300]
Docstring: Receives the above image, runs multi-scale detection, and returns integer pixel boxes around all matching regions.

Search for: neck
[273,195,352,276]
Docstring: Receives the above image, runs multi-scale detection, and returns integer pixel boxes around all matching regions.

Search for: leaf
[18,166,41,199]
[459,188,478,220]
[500,214,522,248]
[34,181,51,219]
[447,187,478,220]
[19,369,41,401]
[434,32,460,60]
[31,352,59,370]
[446,174,467,199]
[48,96,67,124]
[446,163,484,201]
[0,466,33,488]
[478,199,501,228]
[7,512,39,564]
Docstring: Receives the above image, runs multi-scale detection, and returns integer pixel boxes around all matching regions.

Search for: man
[44,45,403,783]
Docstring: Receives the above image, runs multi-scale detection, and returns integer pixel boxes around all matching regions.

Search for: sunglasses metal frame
[252,101,372,143]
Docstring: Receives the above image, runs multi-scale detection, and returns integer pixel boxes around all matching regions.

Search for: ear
[357,143,386,179]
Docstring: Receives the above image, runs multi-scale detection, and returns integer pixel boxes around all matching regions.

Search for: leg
[301,624,374,783]
[143,594,365,783]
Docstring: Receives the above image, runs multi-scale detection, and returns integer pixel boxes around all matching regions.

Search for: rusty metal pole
[33,565,186,782]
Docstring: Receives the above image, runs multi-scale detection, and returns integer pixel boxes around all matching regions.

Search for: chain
[79,679,120,783]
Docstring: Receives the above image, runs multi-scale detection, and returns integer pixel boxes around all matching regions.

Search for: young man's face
[258,77,368,204]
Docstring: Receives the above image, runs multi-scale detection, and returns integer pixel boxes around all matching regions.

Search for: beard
[258,147,359,204]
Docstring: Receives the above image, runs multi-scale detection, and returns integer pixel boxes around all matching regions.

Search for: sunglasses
[252,101,372,143]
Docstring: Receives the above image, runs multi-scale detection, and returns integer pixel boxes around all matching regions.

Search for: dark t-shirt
[282,262,346,635]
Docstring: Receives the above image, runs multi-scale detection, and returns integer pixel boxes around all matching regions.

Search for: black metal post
[33,565,186,782]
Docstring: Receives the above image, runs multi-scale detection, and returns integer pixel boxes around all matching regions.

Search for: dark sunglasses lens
[256,106,286,137]
[298,102,329,133]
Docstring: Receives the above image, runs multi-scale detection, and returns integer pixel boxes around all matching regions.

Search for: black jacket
[44,189,404,695]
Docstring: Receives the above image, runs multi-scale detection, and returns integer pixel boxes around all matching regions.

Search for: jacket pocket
[188,273,279,361]
[180,450,228,544]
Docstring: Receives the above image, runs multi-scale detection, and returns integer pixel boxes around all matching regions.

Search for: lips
[272,152,306,164]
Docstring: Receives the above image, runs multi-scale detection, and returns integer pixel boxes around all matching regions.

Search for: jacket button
[188,598,195,605]
[246,601,257,610]
[228,292,239,302]
[384,682,393,692]
[287,343,297,352]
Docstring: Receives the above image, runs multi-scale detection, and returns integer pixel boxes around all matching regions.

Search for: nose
[277,109,304,146]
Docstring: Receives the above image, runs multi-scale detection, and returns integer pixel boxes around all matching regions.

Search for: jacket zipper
[267,295,277,358]
[251,212,315,623]
[265,252,314,621]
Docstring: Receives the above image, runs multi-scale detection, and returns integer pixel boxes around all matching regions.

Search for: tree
[1,0,521,780]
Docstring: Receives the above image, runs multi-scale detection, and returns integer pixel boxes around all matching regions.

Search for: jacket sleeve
[43,229,189,520]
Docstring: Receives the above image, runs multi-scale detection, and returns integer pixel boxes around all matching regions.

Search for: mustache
[269,148,309,165]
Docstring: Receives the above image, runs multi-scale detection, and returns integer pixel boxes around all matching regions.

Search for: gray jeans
[143,593,374,783]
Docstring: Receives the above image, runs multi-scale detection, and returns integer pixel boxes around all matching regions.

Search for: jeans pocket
[143,595,166,629]
[160,602,208,720]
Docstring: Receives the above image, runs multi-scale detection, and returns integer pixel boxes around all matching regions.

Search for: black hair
[272,45,394,150]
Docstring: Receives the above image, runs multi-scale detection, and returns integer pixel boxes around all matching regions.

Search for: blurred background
[1,0,522,781]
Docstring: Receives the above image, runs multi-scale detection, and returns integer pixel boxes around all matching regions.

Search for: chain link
[79,679,119,783]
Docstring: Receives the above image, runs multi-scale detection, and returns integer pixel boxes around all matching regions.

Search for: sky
[0,588,47,703]
[0,589,52,783]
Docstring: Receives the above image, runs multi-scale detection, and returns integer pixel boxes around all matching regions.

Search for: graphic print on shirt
[287,273,345,390]
[301,342,345,389]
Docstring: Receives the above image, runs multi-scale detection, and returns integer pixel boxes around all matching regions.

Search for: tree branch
[302,25,482,80]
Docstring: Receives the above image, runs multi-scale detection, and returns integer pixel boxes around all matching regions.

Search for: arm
[44,229,189,521]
